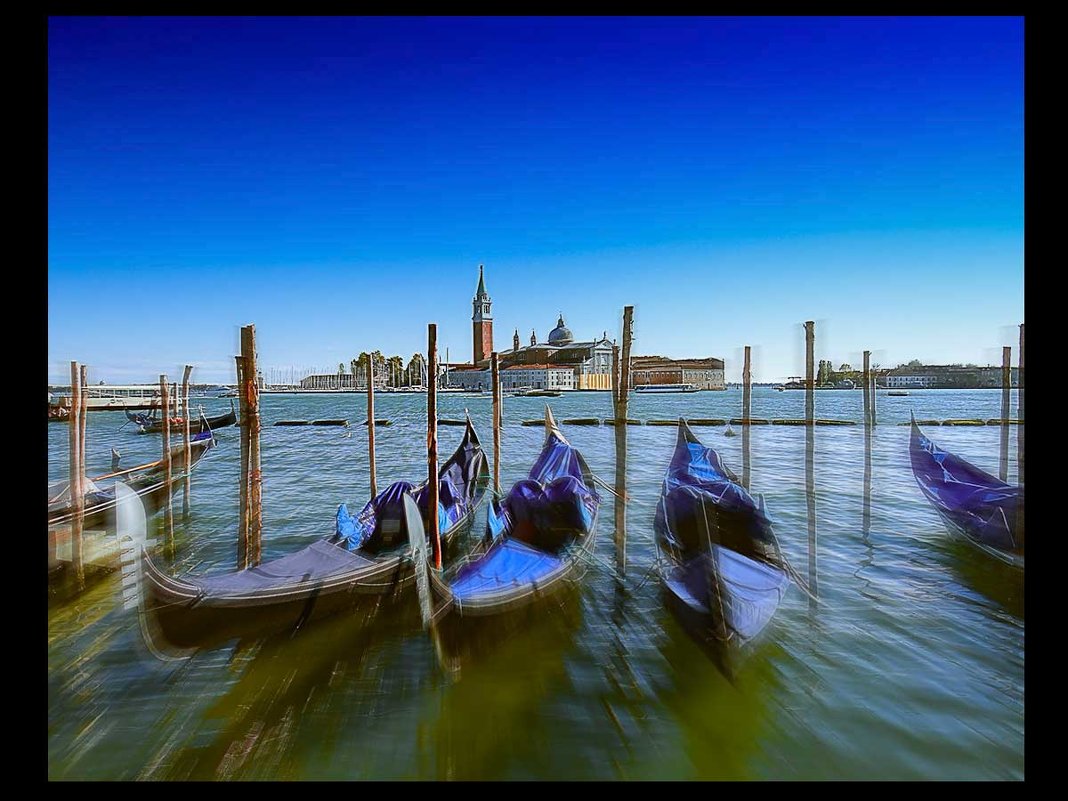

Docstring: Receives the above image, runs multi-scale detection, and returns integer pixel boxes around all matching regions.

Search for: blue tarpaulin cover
[449,539,564,601]
[334,420,486,552]
[654,420,788,643]
[450,425,598,600]
[909,419,1023,557]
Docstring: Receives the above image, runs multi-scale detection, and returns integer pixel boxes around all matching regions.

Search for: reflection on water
[48,389,1024,779]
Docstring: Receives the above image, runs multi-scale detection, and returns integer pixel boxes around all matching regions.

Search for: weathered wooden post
[614,306,634,575]
[611,344,620,413]
[236,355,250,569]
[367,356,377,498]
[428,324,441,569]
[68,361,84,587]
[804,321,818,609]
[79,365,88,490]
[862,350,871,428]
[1017,323,1024,546]
[491,351,501,495]
[619,306,634,420]
[241,325,262,567]
[181,364,192,518]
[742,345,752,490]
[1000,345,1011,482]
[160,374,174,549]
[870,371,877,427]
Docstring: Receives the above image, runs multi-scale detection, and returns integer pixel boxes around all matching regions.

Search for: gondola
[909,415,1024,568]
[653,419,789,646]
[126,400,238,435]
[48,429,217,529]
[426,406,600,617]
[140,416,490,647]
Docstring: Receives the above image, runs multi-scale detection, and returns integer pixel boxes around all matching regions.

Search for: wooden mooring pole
[804,321,818,608]
[181,364,192,518]
[428,324,441,570]
[619,306,634,420]
[79,365,88,494]
[367,356,377,498]
[241,325,262,567]
[862,350,871,429]
[236,355,251,569]
[614,306,634,575]
[1000,345,1011,482]
[160,374,174,550]
[491,351,501,495]
[1017,323,1024,546]
[742,345,752,490]
[68,361,84,587]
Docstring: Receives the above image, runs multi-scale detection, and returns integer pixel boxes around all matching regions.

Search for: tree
[350,359,358,391]
[386,356,404,388]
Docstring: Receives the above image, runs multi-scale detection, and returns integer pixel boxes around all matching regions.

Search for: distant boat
[127,401,238,435]
[514,388,562,397]
[634,383,700,394]
[887,390,910,396]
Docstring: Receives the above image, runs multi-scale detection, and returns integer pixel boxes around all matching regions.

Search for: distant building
[445,364,488,390]
[884,374,939,389]
[501,364,575,391]
[880,364,1019,389]
[497,316,614,390]
[472,264,493,365]
[451,265,722,391]
[631,356,725,390]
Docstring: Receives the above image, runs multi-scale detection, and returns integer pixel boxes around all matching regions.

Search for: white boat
[633,383,700,394]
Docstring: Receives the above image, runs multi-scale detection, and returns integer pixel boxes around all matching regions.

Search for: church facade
[442,266,721,391]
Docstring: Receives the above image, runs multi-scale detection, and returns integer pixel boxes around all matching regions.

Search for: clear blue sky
[48,16,1023,384]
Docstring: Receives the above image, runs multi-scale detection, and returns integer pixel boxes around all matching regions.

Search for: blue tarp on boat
[909,418,1023,558]
[446,419,599,606]
[449,539,564,601]
[666,548,789,641]
[334,419,487,553]
[655,419,788,644]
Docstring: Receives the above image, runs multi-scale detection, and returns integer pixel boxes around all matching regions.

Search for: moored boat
[425,406,600,617]
[127,400,238,434]
[140,416,490,647]
[909,415,1023,568]
[48,430,216,530]
[654,419,789,646]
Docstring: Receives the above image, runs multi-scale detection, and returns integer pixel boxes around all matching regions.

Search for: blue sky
[48,16,1023,384]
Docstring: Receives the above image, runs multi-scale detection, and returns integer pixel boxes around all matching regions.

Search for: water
[47,388,1024,779]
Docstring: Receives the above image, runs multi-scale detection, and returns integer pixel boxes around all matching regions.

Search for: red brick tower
[472,264,493,364]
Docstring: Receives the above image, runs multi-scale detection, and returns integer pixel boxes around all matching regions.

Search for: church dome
[547,315,573,345]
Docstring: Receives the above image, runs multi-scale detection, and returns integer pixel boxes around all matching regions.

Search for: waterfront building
[500,364,575,391]
[631,356,725,390]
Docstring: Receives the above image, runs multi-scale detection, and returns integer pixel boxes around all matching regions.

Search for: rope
[591,473,630,502]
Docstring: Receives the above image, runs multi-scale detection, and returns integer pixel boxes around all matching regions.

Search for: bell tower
[472,264,493,364]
